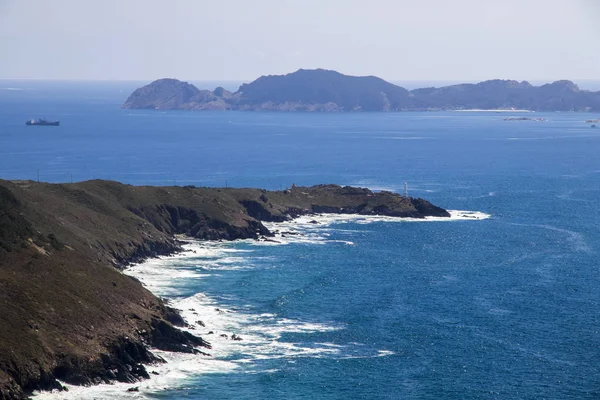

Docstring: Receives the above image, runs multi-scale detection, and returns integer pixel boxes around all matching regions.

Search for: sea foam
[34,209,489,398]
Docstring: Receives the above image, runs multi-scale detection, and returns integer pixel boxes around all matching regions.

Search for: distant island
[122,69,600,112]
[503,117,547,122]
[0,180,448,399]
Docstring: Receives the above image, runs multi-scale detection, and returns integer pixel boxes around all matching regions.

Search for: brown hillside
[0,180,448,399]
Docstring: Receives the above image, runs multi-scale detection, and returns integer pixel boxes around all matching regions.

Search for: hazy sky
[1,0,599,82]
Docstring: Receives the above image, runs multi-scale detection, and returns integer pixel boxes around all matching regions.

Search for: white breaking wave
[250,210,490,247]
[33,349,237,400]
[34,209,488,399]
[262,210,490,244]
[34,241,392,399]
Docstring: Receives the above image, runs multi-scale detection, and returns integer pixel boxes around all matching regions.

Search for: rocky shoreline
[122,69,600,112]
[0,180,449,399]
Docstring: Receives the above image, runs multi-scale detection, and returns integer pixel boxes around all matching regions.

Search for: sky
[0,0,599,82]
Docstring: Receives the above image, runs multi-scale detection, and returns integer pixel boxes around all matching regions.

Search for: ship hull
[26,121,60,126]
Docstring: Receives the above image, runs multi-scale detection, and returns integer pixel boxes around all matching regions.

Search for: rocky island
[122,69,600,112]
[0,180,448,399]
[503,117,547,122]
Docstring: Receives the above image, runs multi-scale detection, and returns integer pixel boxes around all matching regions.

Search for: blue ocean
[2,81,600,399]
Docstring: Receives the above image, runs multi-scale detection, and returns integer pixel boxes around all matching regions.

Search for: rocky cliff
[122,69,600,112]
[0,180,448,399]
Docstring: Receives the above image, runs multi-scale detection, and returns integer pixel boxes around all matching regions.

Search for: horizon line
[1,75,600,84]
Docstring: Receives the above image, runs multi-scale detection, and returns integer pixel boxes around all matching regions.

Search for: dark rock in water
[231,334,243,341]
[409,198,450,218]
[116,368,137,384]
[127,386,139,392]
[196,320,205,327]
[207,331,214,335]
[193,349,212,357]
[503,117,546,121]
[164,307,187,327]
[309,220,319,224]
[149,319,211,353]
[51,338,157,387]
[260,236,281,243]
[151,370,159,375]
[220,334,229,339]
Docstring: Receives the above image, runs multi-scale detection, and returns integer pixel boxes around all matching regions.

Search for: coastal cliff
[0,180,448,399]
[122,69,600,112]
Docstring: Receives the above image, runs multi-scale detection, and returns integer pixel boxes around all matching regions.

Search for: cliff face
[0,180,447,399]
[122,69,600,112]
[0,182,210,400]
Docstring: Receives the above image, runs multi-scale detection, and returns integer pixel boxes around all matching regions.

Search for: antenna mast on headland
[404,181,408,197]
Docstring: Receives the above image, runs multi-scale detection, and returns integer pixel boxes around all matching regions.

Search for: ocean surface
[2,81,600,399]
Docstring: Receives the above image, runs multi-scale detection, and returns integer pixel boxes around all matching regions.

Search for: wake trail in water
[506,222,592,254]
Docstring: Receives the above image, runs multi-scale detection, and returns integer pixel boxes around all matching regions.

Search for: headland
[0,180,448,399]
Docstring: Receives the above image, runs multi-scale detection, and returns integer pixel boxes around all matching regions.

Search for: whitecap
[507,222,592,254]
[34,208,490,398]
[265,210,490,230]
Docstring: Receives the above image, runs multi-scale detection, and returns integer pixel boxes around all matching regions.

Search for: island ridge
[122,69,600,112]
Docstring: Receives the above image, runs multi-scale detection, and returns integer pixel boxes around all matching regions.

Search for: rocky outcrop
[122,78,201,110]
[149,319,210,353]
[122,69,600,112]
[0,179,448,399]
[51,339,158,386]
[127,204,271,241]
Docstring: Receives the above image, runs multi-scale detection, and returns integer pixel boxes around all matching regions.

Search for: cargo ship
[26,118,60,126]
